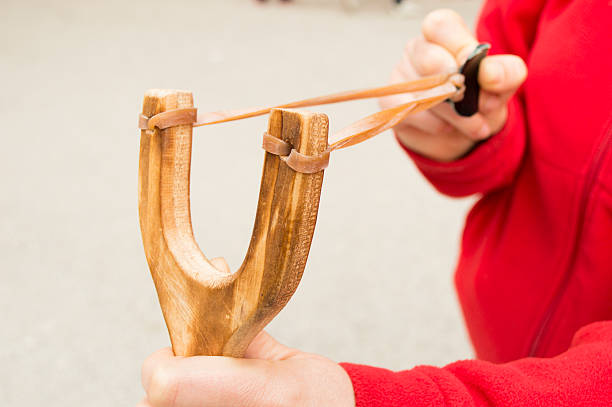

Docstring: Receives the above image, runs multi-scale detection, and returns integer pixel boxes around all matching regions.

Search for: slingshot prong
[139,90,328,357]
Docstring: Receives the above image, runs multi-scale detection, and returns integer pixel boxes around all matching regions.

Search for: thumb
[479,54,527,94]
[244,330,301,360]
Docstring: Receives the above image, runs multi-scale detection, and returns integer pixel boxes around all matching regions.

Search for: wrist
[284,356,355,406]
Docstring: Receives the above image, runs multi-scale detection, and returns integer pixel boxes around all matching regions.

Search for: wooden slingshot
[139,90,328,357]
[137,43,489,358]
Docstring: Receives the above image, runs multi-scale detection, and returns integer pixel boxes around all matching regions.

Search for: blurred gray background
[1,0,481,405]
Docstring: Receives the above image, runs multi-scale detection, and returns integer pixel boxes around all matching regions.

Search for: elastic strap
[138,71,468,174]
[261,133,292,156]
[139,108,198,130]
[262,132,330,173]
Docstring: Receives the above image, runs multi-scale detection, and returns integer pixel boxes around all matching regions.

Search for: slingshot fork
[139,89,328,357]
[137,45,489,357]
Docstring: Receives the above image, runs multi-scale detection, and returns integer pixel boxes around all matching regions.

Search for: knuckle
[422,8,461,36]
[403,38,416,56]
[412,38,455,75]
[467,121,486,139]
[418,60,440,75]
[416,50,446,75]
[148,365,179,407]
[432,119,454,135]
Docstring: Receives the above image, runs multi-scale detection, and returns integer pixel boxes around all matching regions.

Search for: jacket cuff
[399,97,526,197]
[340,363,447,407]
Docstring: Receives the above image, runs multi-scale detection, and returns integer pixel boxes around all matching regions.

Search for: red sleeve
[402,97,525,197]
[400,0,547,197]
[340,321,612,407]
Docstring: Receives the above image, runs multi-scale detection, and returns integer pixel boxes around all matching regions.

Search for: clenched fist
[138,331,355,407]
[138,259,355,407]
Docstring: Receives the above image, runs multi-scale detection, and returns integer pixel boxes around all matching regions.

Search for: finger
[429,102,491,140]
[244,330,300,360]
[479,91,504,115]
[483,99,509,135]
[381,61,453,135]
[479,54,527,94]
[210,257,231,273]
[146,355,281,407]
[396,38,419,80]
[142,347,174,393]
[422,9,479,64]
[136,397,152,407]
[398,109,454,136]
[409,36,457,76]
[395,122,475,162]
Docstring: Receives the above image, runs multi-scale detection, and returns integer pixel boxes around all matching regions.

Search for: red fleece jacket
[341,0,612,405]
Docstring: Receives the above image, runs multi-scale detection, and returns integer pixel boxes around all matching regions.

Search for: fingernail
[478,123,491,139]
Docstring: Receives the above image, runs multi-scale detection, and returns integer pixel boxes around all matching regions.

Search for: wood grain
[139,89,328,357]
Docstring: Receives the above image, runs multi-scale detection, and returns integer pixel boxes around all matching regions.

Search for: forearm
[341,321,612,407]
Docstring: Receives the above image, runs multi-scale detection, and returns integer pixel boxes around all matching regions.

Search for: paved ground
[1,0,481,405]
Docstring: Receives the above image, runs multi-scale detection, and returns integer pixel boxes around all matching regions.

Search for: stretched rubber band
[138,74,464,174]
[192,72,461,127]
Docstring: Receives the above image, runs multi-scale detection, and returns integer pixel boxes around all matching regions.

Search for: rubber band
[282,149,330,174]
[138,74,464,174]
[261,132,292,156]
[262,132,330,173]
[139,108,198,130]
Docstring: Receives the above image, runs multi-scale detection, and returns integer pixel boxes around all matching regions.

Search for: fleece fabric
[341,0,612,405]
